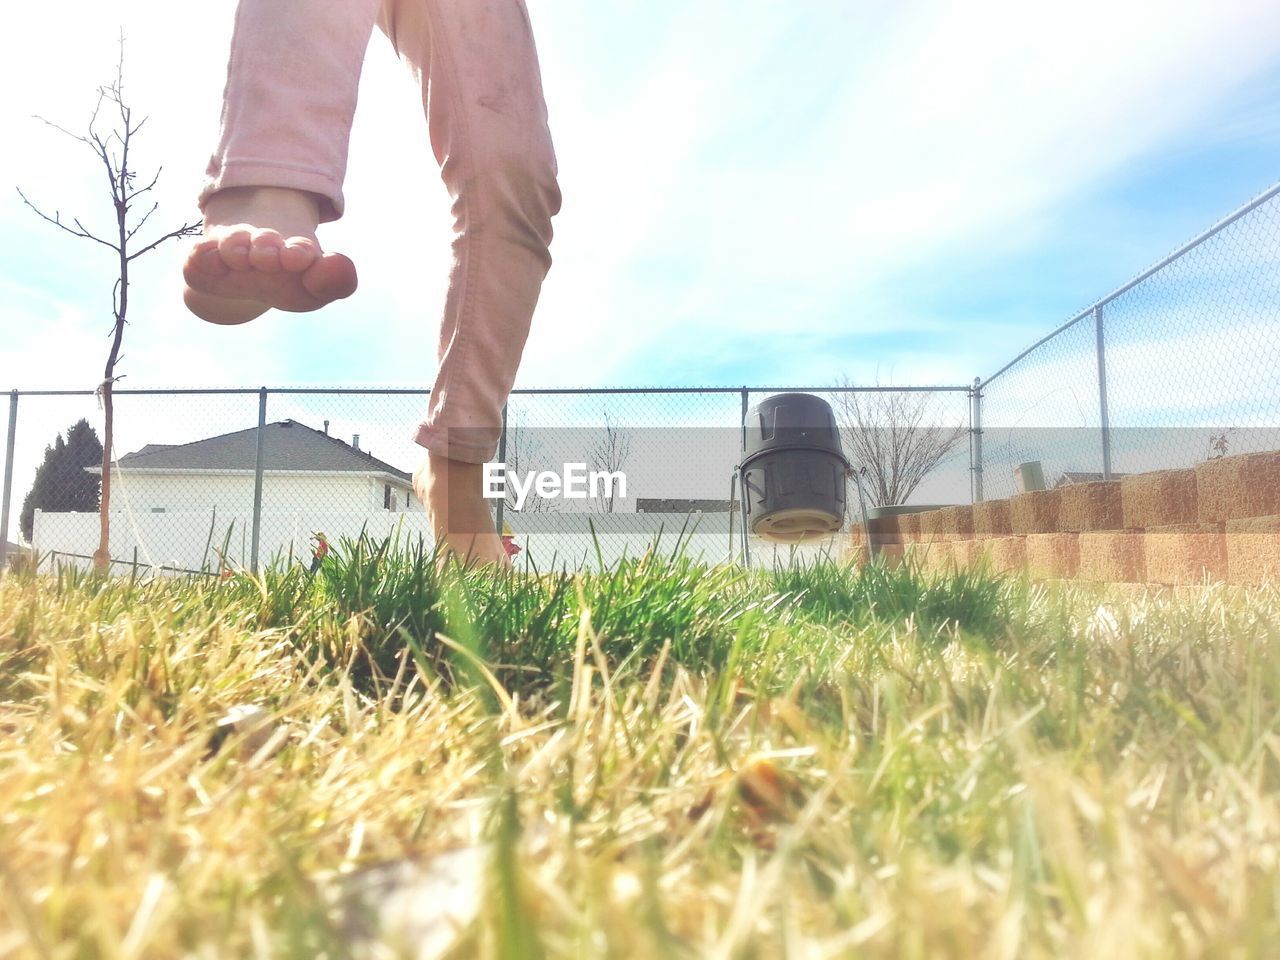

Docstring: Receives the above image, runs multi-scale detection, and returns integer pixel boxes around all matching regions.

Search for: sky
[2,0,1279,394]
[1,0,1279,533]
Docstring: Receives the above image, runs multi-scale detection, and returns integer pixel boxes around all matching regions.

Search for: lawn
[1,535,1278,958]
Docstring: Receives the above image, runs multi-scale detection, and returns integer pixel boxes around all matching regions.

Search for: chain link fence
[3,180,1278,573]
[0,385,973,574]
[977,180,1280,497]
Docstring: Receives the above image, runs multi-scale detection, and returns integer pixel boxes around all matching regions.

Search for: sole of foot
[182,187,358,325]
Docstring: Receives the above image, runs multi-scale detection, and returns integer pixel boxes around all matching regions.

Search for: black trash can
[740,393,850,543]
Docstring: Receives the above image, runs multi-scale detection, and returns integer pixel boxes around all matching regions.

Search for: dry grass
[2,545,1279,958]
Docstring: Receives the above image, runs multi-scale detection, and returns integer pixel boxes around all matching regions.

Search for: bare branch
[126,166,162,202]
[16,187,121,253]
[31,114,94,149]
[830,374,966,507]
[501,413,557,512]
[126,220,202,261]
[89,88,104,133]
[86,127,121,201]
[126,202,158,241]
[115,31,127,97]
[589,409,632,513]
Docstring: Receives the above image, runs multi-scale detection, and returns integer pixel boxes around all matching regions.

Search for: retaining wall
[849,450,1280,585]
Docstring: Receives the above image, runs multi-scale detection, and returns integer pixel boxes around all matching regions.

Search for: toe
[247,229,285,273]
[218,226,254,271]
[184,239,231,283]
[301,253,359,303]
[279,237,320,273]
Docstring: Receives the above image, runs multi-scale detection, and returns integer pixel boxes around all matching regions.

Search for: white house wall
[108,471,417,517]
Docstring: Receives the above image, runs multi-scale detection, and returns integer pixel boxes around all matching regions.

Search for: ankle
[415,454,495,532]
[203,186,322,231]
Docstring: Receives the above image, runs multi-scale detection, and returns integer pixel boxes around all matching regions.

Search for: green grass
[1,534,1278,958]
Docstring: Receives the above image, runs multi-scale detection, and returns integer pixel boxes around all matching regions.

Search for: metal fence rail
[3,179,1278,572]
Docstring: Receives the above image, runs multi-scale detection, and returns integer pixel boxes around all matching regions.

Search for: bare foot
[183,186,358,325]
[414,452,511,570]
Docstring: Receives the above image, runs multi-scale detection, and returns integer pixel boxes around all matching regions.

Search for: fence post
[740,387,749,453]
[970,378,983,503]
[1094,305,1113,480]
[250,387,267,574]
[494,402,508,539]
[0,390,17,569]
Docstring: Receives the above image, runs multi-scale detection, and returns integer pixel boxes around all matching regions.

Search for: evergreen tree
[19,419,103,541]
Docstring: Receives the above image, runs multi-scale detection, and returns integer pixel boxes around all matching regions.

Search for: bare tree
[502,412,555,513]
[18,36,201,570]
[828,375,966,507]
[589,410,632,513]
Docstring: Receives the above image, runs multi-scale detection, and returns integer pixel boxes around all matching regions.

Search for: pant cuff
[413,423,500,464]
[200,160,346,222]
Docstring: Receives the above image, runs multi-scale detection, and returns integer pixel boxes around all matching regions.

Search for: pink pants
[201,0,561,464]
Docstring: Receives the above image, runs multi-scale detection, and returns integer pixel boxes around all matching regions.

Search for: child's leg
[184,0,379,324]
[379,0,562,566]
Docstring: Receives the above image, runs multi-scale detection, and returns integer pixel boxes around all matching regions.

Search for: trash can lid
[742,392,847,466]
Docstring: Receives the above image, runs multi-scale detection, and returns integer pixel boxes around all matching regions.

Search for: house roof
[107,420,412,481]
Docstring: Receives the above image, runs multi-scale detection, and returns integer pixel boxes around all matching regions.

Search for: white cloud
[618,0,1280,336]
